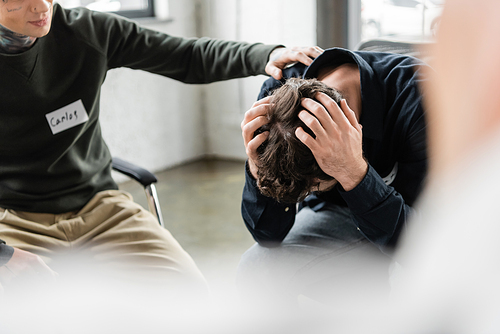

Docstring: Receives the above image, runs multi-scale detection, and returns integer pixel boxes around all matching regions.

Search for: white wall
[202,0,317,160]
[99,0,317,177]
[100,0,206,180]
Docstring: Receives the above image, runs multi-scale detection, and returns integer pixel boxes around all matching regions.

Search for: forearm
[108,22,279,83]
[73,6,277,83]
[178,38,279,83]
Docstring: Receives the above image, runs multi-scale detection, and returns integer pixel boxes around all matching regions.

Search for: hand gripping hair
[256,78,343,203]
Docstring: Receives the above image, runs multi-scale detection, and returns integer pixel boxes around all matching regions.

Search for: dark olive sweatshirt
[0,3,278,215]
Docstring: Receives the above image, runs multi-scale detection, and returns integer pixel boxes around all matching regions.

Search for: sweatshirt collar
[0,24,37,54]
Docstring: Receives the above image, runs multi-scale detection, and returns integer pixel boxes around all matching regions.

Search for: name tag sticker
[45,100,89,135]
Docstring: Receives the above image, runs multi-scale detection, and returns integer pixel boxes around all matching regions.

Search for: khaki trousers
[0,190,207,294]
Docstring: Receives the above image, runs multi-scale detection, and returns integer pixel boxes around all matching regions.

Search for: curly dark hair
[256,78,343,203]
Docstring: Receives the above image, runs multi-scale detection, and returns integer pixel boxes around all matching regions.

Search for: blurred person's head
[256,78,343,203]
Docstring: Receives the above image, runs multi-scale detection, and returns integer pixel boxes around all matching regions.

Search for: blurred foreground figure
[387,0,500,333]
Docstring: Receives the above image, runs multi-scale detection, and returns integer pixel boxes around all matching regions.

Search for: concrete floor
[117,158,255,297]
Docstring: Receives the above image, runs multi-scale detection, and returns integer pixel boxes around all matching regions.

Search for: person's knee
[237,243,269,281]
[237,243,282,289]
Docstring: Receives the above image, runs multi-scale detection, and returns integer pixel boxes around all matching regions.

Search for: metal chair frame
[111,157,165,227]
[355,38,433,62]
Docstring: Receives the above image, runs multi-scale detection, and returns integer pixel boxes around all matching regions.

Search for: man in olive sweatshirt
[0,0,321,292]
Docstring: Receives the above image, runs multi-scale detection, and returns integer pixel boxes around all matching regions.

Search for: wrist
[338,160,368,192]
[269,46,285,61]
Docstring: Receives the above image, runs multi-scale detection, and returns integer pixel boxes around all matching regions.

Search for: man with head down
[239,47,430,303]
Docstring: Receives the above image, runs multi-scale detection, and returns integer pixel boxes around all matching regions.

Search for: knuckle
[247,140,256,150]
[254,105,265,115]
[302,117,313,127]
[257,115,268,123]
[323,97,336,107]
[27,254,41,265]
[302,136,314,147]
[241,123,249,133]
[299,114,311,125]
[308,116,320,127]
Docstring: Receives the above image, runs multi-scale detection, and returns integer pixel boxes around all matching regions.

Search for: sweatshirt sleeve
[79,9,280,83]
[0,239,14,267]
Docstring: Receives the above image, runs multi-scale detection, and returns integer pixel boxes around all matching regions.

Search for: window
[56,0,156,19]
[389,0,420,8]
[360,0,444,41]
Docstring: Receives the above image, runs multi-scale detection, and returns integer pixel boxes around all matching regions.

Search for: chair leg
[144,184,165,227]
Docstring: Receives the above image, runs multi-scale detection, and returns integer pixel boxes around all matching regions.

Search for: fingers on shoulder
[291,46,324,63]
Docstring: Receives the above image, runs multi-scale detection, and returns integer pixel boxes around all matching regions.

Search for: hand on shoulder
[265,46,324,80]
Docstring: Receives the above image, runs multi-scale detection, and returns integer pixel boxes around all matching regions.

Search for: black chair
[355,38,433,62]
[111,157,165,227]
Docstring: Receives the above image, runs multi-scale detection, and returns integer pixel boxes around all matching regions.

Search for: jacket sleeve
[0,239,14,267]
[241,163,297,246]
[340,111,427,251]
[241,64,309,245]
[338,165,413,250]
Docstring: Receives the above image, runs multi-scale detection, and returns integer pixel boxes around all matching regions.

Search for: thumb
[266,63,283,80]
[271,67,283,80]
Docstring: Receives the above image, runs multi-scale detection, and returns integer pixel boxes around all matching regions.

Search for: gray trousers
[236,205,392,305]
